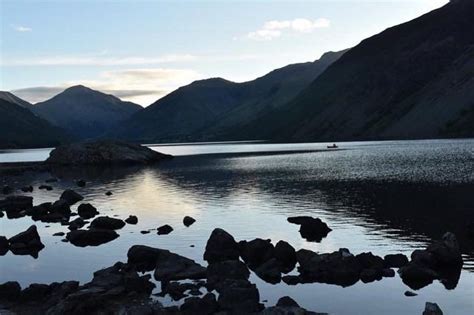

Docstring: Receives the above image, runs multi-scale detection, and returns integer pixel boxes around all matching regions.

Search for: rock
[384,254,409,268]
[51,199,71,215]
[21,186,33,193]
[204,228,240,263]
[2,185,13,194]
[276,296,300,308]
[0,196,33,212]
[76,180,86,187]
[287,216,331,242]
[46,140,172,165]
[398,263,438,290]
[282,275,301,285]
[423,302,443,315]
[180,293,219,314]
[127,245,207,281]
[157,224,173,235]
[140,230,150,234]
[8,225,45,257]
[296,248,361,287]
[60,189,84,205]
[68,217,86,230]
[217,279,262,313]
[0,281,21,301]
[239,238,274,268]
[66,229,119,247]
[39,185,53,191]
[77,203,99,219]
[274,240,297,272]
[160,281,203,301]
[382,268,396,277]
[20,283,51,301]
[125,215,138,225]
[360,268,382,283]
[0,236,9,255]
[90,216,125,230]
[425,232,463,267]
[105,191,113,196]
[255,258,282,284]
[182,216,196,227]
[355,252,385,270]
[207,260,250,289]
[53,232,65,237]
[404,290,417,297]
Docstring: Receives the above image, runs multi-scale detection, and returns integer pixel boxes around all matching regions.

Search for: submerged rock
[66,229,119,247]
[90,216,125,230]
[287,216,331,242]
[46,140,172,165]
[204,228,240,263]
[157,224,173,235]
[423,302,443,315]
[8,225,45,257]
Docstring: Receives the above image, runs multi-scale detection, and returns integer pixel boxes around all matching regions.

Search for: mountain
[266,0,474,141]
[0,98,71,149]
[33,85,142,139]
[0,91,35,111]
[111,50,346,143]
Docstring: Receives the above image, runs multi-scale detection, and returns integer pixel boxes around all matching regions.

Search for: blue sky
[1,0,448,105]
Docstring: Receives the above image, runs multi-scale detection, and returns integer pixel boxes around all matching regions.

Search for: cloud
[246,18,330,41]
[2,54,197,66]
[12,25,32,32]
[11,68,201,106]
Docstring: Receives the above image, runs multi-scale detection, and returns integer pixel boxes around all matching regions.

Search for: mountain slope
[0,99,71,149]
[33,85,142,139]
[268,0,474,141]
[112,50,346,143]
[0,91,35,111]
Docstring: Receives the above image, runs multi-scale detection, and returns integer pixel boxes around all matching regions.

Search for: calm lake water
[1,139,473,314]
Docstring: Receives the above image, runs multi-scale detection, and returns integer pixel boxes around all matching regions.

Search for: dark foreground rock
[127,245,206,281]
[423,302,443,315]
[8,225,45,257]
[262,296,328,315]
[204,228,240,263]
[66,229,119,247]
[60,189,84,205]
[46,140,172,165]
[125,215,138,224]
[90,216,126,230]
[0,236,9,255]
[288,216,332,242]
[77,203,99,219]
[0,196,33,213]
[399,232,463,290]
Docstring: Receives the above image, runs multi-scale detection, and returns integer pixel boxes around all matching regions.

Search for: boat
[327,143,338,149]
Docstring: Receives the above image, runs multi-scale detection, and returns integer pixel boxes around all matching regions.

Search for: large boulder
[8,225,45,257]
[46,140,172,165]
[204,228,240,263]
[90,216,125,230]
[127,245,206,281]
[287,216,331,242]
[207,260,250,289]
[217,279,262,313]
[239,238,274,268]
[274,240,297,273]
[66,229,119,247]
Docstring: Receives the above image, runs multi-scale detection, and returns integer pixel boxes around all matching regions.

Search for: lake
[1,139,473,314]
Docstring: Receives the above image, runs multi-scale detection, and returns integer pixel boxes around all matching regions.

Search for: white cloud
[1,54,197,66]
[12,25,32,32]
[12,68,201,106]
[246,18,330,41]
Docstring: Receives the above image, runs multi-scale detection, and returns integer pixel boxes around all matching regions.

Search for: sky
[0,0,449,106]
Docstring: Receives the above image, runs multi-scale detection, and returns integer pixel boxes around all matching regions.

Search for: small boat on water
[327,143,338,149]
